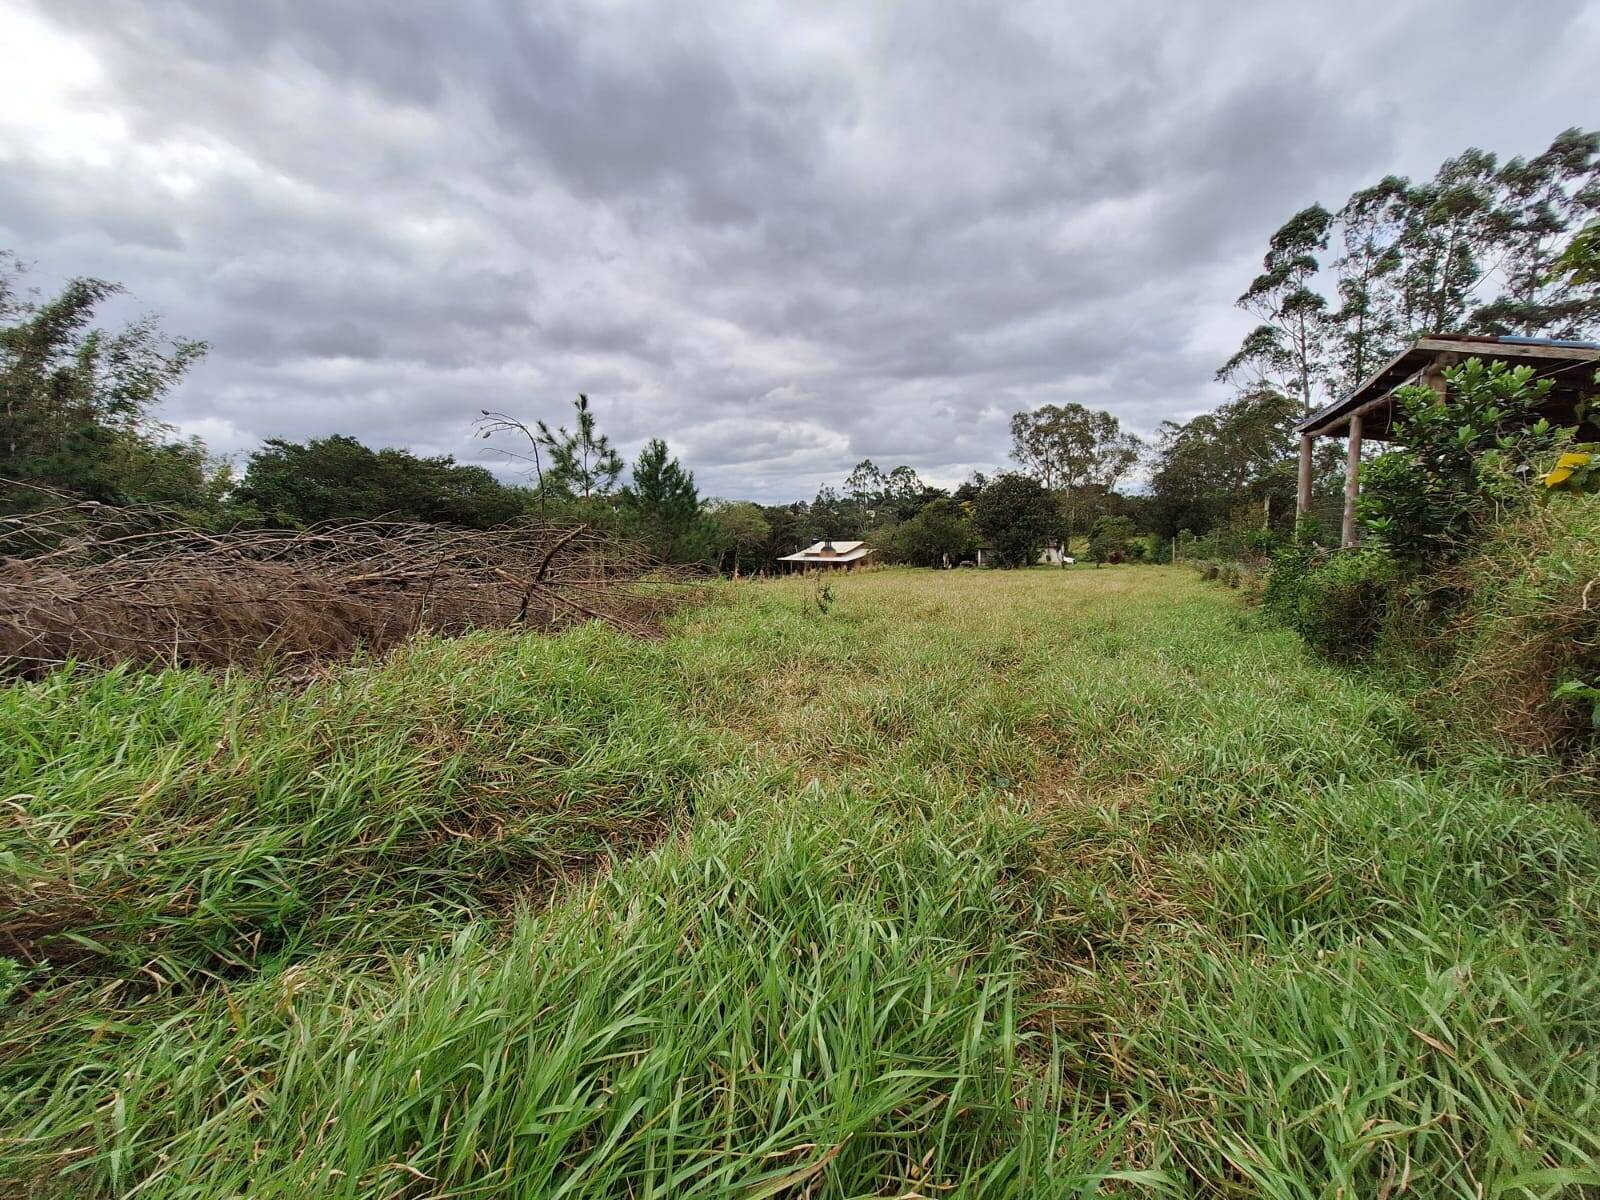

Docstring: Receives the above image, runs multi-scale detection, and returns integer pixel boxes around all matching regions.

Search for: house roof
[1295,334,1600,441]
[779,540,874,563]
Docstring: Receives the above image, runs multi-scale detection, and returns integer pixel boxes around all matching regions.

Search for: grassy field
[3,566,1598,1197]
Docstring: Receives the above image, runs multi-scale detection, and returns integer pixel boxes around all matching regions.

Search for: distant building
[971,541,1072,567]
[778,539,875,572]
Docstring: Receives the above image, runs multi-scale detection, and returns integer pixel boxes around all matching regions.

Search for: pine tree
[622,437,700,560]
[536,394,623,499]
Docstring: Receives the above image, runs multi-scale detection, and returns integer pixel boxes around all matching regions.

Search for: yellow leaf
[1544,452,1589,487]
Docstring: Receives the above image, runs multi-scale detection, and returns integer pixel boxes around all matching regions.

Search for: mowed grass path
[3,567,1597,1197]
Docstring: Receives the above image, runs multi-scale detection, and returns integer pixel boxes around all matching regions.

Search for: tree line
[0,242,1244,572]
[6,128,1594,570]
[0,245,1150,571]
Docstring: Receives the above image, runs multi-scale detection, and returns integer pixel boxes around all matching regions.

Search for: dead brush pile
[0,498,703,678]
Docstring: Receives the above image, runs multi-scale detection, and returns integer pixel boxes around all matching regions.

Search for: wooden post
[1340,413,1363,548]
[1421,356,1450,401]
[1296,434,1314,518]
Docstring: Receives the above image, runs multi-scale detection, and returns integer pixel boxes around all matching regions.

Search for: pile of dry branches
[0,498,701,678]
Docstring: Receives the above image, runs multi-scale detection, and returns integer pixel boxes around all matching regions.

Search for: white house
[778,539,875,572]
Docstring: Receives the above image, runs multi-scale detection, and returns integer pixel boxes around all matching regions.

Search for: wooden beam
[1413,336,1600,363]
[1296,434,1313,518]
[1340,413,1363,548]
[1298,337,1598,438]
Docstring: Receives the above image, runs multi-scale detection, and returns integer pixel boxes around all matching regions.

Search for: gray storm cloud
[2,0,1595,500]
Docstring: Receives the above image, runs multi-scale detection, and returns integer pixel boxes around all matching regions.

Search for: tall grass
[3,567,1596,1196]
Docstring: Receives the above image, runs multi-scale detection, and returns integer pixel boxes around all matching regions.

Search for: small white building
[972,542,1072,567]
[779,539,875,572]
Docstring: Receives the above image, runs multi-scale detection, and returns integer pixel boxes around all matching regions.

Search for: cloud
[1,0,1595,500]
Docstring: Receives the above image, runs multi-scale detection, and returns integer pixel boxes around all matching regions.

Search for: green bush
[1261,537,1317,622]
[1359,359,1565,563]
[1263,544,1398,662]
[1087,515,1136,564]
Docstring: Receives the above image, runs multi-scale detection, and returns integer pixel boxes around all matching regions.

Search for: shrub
[1261,537,1318,623]
[1359,358,1565,563]
[1087,515,1136,565]
[1296,550,1399,660]
[1263,543,1398,662]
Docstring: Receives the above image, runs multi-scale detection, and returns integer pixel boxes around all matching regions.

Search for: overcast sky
[2,1,1596,502]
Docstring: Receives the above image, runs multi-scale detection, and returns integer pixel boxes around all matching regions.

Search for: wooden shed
[1294,334,1600,546]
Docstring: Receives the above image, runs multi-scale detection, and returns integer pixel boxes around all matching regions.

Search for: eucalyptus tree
[1010,403,1142,547]
[1329,178,1408,395]
[1217,204,1332,415]
[1393,147,1500,337]
[1474,128,1600,336]
[844,459,886,508]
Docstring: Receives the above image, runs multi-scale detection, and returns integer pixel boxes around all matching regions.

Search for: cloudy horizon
[2,0,1596,502]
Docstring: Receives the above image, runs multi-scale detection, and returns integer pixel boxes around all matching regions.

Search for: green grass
[2,567,1596,1196]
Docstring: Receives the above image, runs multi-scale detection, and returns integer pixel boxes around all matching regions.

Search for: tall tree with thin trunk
[1474,128,1600,337]
[1218,205,1332,415]
[1330,177,1408,396]
[1392,148,1499,337]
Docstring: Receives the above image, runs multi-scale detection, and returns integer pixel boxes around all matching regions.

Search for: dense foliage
[1358,360,1564,561]
[972,472,1055,567]
[235,434,531,528]
[1086,514,1137,564]
[1261,542,1399,662]
[1147,387,1305,539]
[0,253,217,521]
[882,497,975,567]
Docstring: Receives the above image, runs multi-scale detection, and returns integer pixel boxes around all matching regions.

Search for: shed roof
[1295,334,1600,441]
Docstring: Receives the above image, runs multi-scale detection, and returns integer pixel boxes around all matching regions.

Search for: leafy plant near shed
[1358,358,1565,562]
